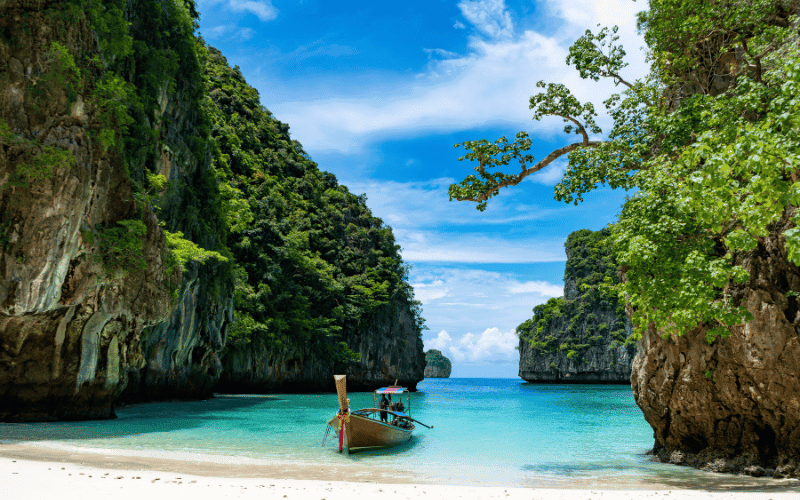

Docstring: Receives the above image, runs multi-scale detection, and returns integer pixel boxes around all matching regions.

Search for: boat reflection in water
[325,374,432,453]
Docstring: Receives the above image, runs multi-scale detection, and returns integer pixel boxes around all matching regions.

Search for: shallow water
[1,378,797,490]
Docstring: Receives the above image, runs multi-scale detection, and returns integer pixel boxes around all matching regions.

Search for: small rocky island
[517,229,636,383]
[424,349,452,378]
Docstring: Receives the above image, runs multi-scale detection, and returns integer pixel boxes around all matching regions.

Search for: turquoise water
[1,378,796,489]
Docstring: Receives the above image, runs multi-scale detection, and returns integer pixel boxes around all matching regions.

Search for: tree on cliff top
[449,0,800,343]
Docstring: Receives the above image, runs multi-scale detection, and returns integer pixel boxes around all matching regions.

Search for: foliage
[425,349,452,371]
[455,0,800,344]
[72,0,133,60]
[0,119,76,187]
[91,71,135,151]
[164,230,228,272]
[94,219,147,273]
[26,41,81,111]
[517,229,631,359]
[15,146,76,183]
[204,47,423,361]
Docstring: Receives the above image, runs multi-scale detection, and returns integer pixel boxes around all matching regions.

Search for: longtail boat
[325,374,432,453]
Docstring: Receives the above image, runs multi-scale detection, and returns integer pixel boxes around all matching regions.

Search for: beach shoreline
[2,441,800,500]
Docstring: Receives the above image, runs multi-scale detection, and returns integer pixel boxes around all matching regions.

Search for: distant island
[424,350,452,378]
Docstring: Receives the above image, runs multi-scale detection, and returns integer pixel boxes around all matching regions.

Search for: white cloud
[399,232,565,263]
[227,0,278,21]
[348,178,572,228]
[454,21,466,30]
[206,24,256,41]
[412,280,450,303]
[507,280,563,296]
[426,327,519,364]
[427,330,453,351]
[424,48,460,59]
[529,158,568,186]
[412,266,561,330]
[269,0,647,154]
[200,0,278,22]
[413,265,561,370]
[340,177,599,263]
[458,0,514,39]
[274,30,574,152]
[288,41,357,61]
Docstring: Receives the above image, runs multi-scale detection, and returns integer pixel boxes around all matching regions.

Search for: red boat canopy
[375,387,406,394]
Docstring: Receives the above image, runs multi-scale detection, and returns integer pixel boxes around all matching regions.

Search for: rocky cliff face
[0,0,232,420]
[120,260,233,403]
[0,0,173,420]
[632,217,800,478]
[115,1,234,403]
[0,0,423,421]
[517,229,636,383]
[217,298,425,392]
[423,349,451,378]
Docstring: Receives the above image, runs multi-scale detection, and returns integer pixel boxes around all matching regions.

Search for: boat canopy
[375,387,406,394]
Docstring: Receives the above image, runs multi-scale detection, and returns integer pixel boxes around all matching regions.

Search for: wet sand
[2,441,800,500]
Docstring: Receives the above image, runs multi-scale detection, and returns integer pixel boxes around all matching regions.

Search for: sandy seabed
[2,442,800,500]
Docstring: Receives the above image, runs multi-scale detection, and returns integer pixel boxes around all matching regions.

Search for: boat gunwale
[352,408,412,419]
[349,412,415,432]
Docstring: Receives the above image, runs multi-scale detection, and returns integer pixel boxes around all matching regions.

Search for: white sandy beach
[2,443,799,500]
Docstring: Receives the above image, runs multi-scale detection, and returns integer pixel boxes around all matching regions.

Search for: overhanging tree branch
[450,140,600,204]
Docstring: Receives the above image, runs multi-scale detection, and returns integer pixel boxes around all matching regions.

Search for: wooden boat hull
[346,414,413,450]
[328,413,413,451]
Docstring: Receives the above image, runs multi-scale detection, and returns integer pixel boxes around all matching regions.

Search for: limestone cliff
[423,349,451,378]
[0,0,174,420]
[517,229,635,383]
[632,216,800,478]
[0,0,232,420]
[217,298,425,392]
[0,0,423,421]
[204,46,426,394]
[114,1,234,403]
[623,1,800,478]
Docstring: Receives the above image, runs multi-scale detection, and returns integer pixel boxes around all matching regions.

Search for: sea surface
[0,378,796,490]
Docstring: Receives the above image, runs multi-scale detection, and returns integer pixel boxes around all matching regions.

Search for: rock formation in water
[0,0,233,420]
[632,217,800,478]
[0,1,424,421]
[219,298,425,392]
[202,47,425,393]
[423,349,451,378]
[623,1,800,479]
[517,229,635,383]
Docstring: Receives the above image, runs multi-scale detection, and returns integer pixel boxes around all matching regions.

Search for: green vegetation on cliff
[17,0,423,367]
[517,228,630,361]
[424,349,452,377]
[452,0,800,345]
[203,47,424,361]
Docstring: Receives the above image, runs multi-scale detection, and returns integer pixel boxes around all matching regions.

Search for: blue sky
[196,0,649,377]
